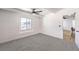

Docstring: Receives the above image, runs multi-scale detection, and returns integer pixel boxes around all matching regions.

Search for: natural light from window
[21,18,31,31]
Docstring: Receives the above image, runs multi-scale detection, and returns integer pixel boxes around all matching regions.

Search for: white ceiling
[17,8,63,15]
[0,8,63,16]
[45,8,63,13]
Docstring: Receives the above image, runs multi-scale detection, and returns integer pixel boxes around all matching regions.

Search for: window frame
[20,17,32,31]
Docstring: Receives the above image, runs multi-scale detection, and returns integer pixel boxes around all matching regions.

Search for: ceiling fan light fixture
[63,12,76,19]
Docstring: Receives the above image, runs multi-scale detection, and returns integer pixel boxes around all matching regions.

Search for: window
[21,18,31,31]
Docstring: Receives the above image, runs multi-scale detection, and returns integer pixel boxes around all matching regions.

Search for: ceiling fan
[31,8,42,15]
[63,12,76,19]
[15,8,43,15]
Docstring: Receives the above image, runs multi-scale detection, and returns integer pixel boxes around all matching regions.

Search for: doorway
[63,19,75,43]
[63,13,76,43]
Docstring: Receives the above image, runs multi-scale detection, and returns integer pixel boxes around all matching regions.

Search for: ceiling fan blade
[36,11,42,12]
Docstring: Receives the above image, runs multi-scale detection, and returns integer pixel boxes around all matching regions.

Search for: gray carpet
[0,33,78,51]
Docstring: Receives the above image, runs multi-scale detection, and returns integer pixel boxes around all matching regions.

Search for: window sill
[20,29,33,34]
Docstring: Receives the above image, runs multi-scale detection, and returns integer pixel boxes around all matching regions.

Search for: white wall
[0,9,41,43]
[42,8,76,39]
[41,8,79,48]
